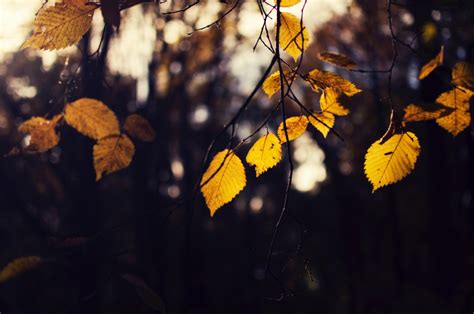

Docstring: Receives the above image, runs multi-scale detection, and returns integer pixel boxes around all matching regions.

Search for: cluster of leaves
[17,98,155,180]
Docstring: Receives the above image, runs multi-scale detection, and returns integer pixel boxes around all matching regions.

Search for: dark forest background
[1,0,474,313]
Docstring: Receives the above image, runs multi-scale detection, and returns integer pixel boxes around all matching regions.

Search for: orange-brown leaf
[93,134,135,180]
[124,114,156,142]
[418,46,444,80]
[18,115,62,152]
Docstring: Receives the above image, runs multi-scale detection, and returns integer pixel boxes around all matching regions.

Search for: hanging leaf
[201,149,246,217]
[121,273,166,313]
[435,87,473,136]
[274,0,301,7]
[124,114,156,142]
[452,62,474,91]
[18,115,62,152]
[364,132,420,192]
[418,46,444,80]
[318,52,356,69]
[277,116,309,142]
[278,12,310,61]
[0,256,44,283]
[65,98,120,140]
[246,133,282,177]
[308,112,335,138]
[22,0,97,50]
[262,70,295,98]
[402,103,451,124]
[93,134,135,180]
[305,69,362,96]
[320,88,349,116]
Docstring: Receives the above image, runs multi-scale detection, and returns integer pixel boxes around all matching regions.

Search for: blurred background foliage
[1,0,474,313]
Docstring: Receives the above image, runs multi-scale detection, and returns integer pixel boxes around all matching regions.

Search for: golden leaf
[308,111,335,138]
[402,103,450,123]
[305,69,362,96]
[246,133,282,177]
[93,134,135,181]
[277,116,309,142]
[65,98,120,140]
[364,132,420,192]
[278,12,310,61]
[18,115,62,152]
[452,62,474,91]
[435,87,473,136]
[320,88,349,116]
[262,70,295,98]
[318,52,356,69]
[22,0,97,50]
[201,149,246,217]
[124,114,156,142]
[0,256,44,283]
[274,0,301,7]
[418,46,444,80]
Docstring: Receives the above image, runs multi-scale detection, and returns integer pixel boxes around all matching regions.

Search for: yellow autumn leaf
[273,0,301,7]
[320,88,349,116]
[0,256,44,283]
[246,133,282,177]
[277,116,309,142]
[418,46,444,80]
[318,52,356,69]
[124,114,156,142]
[93,134,135,181]
[305,69,362,96]
[435,87,473,136]
[278,12,310,61]
[364,132,421,192]
[402,103,450,123]
[308,111,335,138]
[452,62,474,91]
[201,149,246,217]
[18,115,62,152]
[22,0,97,50]
[65,98,120,140]
[262,70,295,98]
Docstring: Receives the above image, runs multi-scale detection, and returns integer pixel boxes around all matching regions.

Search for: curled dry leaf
[0,256,44,283]
[318,52,356,69]
[418,46,444,80]
[124,114,156,142]
[93,134,135,180]
[246,133,282,177]
[18,115,62,152]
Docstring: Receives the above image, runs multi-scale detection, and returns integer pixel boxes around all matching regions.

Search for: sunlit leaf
[402,103,451,123]
[124,114,156,142]
[308,111,335,138]
[22,0,97,50]
[278,12,310,61]
[18,115,62,152]
[305,69,362,96]
[320,88,349,116]
[201,149,246,217]
[452,62,474,91]
[262,70,295,98]
[318,52,356,69]
[93,134,135,180]
[364,132,420,192]
[0,256,44,283]
[418,46,444,80]
[435,87,473,136]
[246,133,282,177]
[274,0,301,7]
[277,116,308,142]
[65,98,120,140]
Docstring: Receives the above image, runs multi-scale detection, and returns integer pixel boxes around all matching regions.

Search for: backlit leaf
[274,0,301,7]
[305,69,361,96]
[320,88,349,116]
[0,256,44,283]
[435,87,473,136]
[318,52,356,69]
[452,62,474,91]
[278,12,310,61]
[246,133,282,177]
[403,103,451,123]
[19,115,62,152]
[201,149,246,217]
[277,116,308,142]
[364,132,420,192]
[418,46,444,80]
[22,0,97,50]
[93,134,135,180]
[308,111,335,138]
[262,70,295,98]
[65,98,120,140]
[124,114,156,142]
